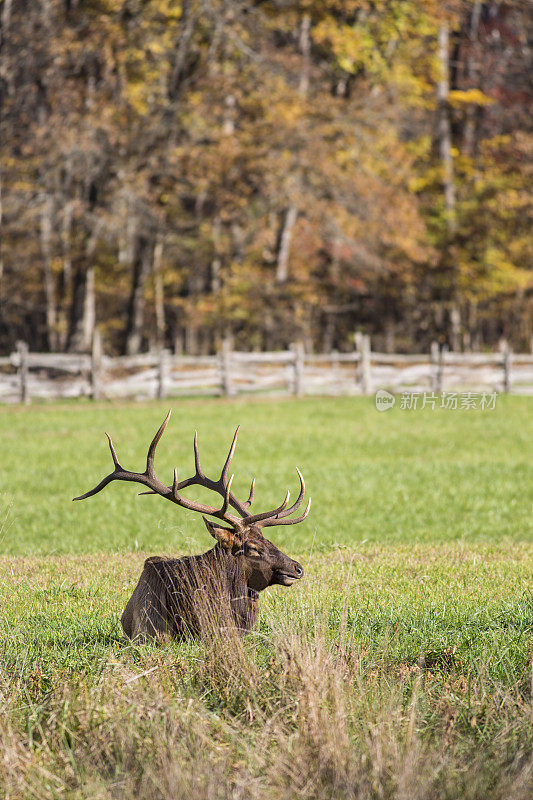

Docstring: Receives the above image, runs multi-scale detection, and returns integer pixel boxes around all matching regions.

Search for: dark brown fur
[121,523,303,640]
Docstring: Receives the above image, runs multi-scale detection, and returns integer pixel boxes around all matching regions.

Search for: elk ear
[202,516,237,550]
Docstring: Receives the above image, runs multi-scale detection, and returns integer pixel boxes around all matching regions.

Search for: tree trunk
[57,199,73,350]
[0,174,4,302]
[183,264,204,355]
[275,205,297,284]
[385,315,396,354]
[263,305,276,351]
[438,23,460,350]
[153,236,165,350]
[463,2,482,156]
[272,13,310,290]
[450,304,461,352]
[437,24,456,234]
[40,195,58,350]
[322,313,335,353]
[67,264,95,352]
[0,0,13,46]
[125,235,152,355]
[210,215,222,293]
[298,14,311,97]
[67,226,98,352]
[168,0,196,100]
[184,324,198,356]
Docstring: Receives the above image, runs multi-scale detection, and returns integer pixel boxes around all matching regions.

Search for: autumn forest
[1,0,532,356]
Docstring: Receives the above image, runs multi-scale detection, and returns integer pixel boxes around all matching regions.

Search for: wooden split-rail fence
[1,334,532,405]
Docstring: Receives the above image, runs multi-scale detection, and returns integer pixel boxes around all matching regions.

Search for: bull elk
[73,411,310,640]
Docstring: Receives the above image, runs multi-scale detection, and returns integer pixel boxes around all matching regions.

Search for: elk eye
[246,545,261,556]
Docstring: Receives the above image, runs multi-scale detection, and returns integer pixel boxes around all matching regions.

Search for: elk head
[202,518,304,592]
[73,411,310,591]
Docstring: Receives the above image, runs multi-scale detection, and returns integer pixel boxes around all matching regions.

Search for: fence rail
[1,336,532,404]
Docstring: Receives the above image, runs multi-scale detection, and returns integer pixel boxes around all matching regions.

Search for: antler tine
[243,477,255,509]
[258,497,312,528]
[74,415,174,503]
[220,474,234,517]
[220,427,239,486]
[169,467,242,527]
[244,468,308,527]
[146,409,171,477]
[242,488,291,525]
[73,472,119,502]
[136,413,173,493]
[106,432,121,469]
[193,430,204,477]
[138,424,249,524]
[72,432,123,501]
[270,467,306,520]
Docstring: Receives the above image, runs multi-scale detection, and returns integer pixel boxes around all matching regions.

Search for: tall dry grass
[1,611,531,800]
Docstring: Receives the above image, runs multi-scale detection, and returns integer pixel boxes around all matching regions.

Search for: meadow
[0,396,532,799]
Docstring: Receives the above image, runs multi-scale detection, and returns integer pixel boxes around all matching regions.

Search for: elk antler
[248,468,311,528]
[73,412,311,531]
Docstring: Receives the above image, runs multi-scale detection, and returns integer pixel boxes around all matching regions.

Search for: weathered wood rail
[1,336,532,404]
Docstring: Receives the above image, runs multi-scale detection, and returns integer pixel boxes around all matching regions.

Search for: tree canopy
[1,0,531,354]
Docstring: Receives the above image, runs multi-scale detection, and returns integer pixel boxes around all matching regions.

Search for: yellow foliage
[313,17,364,75]
[125,83,149,116]
[449,89,495,107]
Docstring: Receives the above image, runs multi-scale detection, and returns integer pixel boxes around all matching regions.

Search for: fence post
[17,341,29,404]
[354,333,371,395]
[91,328,102,400]
[157,348,168,400]
[220,336,234,397]
[290,341,304,397]
[502,340,512,393]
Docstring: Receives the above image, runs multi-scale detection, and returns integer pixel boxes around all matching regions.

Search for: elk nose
[294,562,304,578]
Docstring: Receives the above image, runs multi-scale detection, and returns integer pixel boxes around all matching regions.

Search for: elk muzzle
[272,559,304,586]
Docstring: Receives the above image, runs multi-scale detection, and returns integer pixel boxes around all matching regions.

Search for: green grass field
[1,396,532,799]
